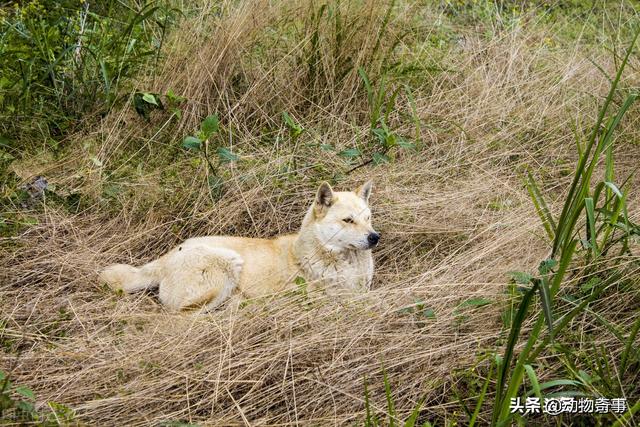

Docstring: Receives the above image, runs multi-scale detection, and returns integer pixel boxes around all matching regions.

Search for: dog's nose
[367,232,380,246]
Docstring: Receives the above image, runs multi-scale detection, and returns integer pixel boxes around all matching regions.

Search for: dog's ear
[315,182,334,211]
[356,180,373,204]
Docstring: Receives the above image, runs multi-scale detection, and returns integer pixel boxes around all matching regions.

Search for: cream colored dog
[99,181,379,311]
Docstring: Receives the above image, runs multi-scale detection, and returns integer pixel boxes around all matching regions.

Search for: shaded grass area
[1,0,640,425]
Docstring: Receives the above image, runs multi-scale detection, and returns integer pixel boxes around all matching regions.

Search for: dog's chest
[304,250,373,291]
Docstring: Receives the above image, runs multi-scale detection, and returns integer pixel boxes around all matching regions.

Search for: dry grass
[2,1,640,425]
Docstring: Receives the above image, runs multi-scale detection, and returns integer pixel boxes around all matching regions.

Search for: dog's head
[310,181,380,252]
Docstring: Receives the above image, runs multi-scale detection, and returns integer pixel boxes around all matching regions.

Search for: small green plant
[282,111,304,143]
[166,89,186,119]
[397,299,436,328]
[363,368,430,427]
[0,370,76,425]
[133,89,186,121]
[346,67,415,172]
[1,370,37,421]
[182,114,239,200]
[133,92,164,121]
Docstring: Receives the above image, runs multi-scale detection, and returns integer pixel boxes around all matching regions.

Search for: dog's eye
[343,217,354,224]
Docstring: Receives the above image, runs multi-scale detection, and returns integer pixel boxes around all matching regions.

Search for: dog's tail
[99,260,161,293]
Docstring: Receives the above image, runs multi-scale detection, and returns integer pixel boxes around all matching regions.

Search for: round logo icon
[544,398,563,415]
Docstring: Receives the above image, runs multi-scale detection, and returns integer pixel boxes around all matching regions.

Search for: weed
[0,1,178,143]
[466,26,640,427]
[1,370,75,425]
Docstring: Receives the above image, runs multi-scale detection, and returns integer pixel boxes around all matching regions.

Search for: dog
[99,181,380,311]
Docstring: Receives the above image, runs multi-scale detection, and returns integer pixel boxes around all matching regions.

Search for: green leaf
[320,144,335,151]
[537,277,554,335]
[508,271,533,285]
[15,386,35,400]
[383,369,396,425]
[166,89,185,104]
[182,136,202,151]
[282,112,303,136]
[216,147,239,163]
[294,276,307,295]
[142,92,158,105]
[16,400,35,414]
[396,138,415,149]
[372,128,388,145]
[338,148,361,159]
[585,197,598,259]
[404,397,425,427]
[604,181,623,198]
[537,259,557,275]
[372,152,390,165]
[201,115,219,138]
[421,308,436,319]
[524,365,542,400]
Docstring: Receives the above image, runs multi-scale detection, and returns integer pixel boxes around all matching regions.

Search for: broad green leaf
[142,92,158,105]
[182,136,202,151]
[15,385,35,400]
[421,308,436,319]
[16,400,35,414]
[338,148,361,159]
[166,89,185,104]
[508,271,533,285]
[396,138,415,149]
[201,115,219,138]
[538,259,557,275]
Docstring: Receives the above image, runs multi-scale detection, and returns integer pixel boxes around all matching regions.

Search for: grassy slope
[1,0,640,425]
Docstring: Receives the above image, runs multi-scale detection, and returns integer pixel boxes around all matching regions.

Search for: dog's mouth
[348,242,378,250]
